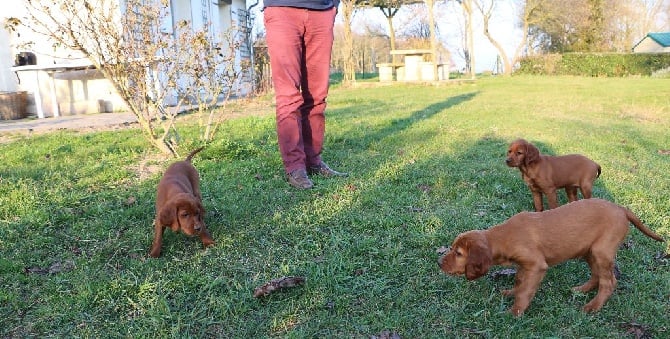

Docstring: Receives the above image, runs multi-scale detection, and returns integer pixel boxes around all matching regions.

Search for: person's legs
[300,7,336,167]
[264,7,308,174]
[265,7,344,185]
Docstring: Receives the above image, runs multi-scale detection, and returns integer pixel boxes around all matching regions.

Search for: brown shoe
[287,169,313,189]
[308,161,348,178]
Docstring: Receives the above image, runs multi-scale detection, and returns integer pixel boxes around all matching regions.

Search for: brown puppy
[438,199,664,316]
[149,147,214,258]
[506,138,601,211]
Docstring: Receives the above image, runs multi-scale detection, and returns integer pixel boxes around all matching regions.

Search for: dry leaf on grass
[253,276,306,298]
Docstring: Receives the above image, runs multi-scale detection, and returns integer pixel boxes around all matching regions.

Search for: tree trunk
[475,1,511,75]
[380,7,399,64]
[511,0,542,74]
[340,0,357,85]
[461,0,475,79]
[426,0,438,80]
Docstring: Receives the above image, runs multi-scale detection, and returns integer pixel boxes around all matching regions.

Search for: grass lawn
[0,75,668,337]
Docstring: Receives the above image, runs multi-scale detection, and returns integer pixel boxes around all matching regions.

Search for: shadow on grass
[331,91,478,147]
[366,92,478,142]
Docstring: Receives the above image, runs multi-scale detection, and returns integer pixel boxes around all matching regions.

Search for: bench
[376,63,404,82]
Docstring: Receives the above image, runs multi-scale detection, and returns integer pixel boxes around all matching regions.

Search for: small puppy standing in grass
[149,147,214,258]
[437,199,664,316]
[506,138,601,211]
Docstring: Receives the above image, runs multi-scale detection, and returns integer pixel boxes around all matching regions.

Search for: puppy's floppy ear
[197,200,206,220]
[158,200,180,231]
[464,235,493,280]
[523,141,540,166]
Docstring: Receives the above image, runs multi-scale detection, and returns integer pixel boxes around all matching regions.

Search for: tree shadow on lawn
[328,91,479,149]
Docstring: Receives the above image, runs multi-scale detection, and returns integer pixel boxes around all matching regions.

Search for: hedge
[515,53,670,77]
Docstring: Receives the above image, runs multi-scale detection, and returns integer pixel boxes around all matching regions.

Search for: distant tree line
[525,0,668,54]
[320,0,670,80]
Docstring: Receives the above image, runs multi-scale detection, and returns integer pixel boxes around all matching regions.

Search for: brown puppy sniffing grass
[438,199,664,316]
[149,147,214,258]
[506,138,601,211]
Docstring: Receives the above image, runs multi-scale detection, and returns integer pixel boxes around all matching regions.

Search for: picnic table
[377,49,448,82]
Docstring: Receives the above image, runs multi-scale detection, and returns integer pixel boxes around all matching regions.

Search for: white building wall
[0,25,17,92]
[3,0,253,118]
[633,37,670,53]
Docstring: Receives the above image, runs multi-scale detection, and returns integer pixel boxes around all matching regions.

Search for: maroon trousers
[264,6,336,174]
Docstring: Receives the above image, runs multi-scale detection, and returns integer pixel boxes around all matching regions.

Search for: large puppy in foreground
[506,138,601,211]
[149,147,214,258]
[438,199,664,316]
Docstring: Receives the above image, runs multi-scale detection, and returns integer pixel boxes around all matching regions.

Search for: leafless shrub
[10,0,250,156]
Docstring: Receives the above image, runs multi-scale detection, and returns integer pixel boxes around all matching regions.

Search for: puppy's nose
[194,224,202,232]
[505,158,511,164]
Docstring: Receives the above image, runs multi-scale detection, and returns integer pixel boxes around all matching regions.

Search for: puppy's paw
[572,280,597,293]
[201,237,215,248]
[582,301,603,313]
[508,305,525,317]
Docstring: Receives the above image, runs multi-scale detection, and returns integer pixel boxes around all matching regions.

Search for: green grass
[1,76,669,337]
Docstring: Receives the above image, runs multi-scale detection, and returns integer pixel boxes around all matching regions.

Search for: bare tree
[333,24,392,74]
[606,0,670,51]
[366,0,424,63]
[339,0,358,85]
[441,1,469,71]
[374,0,402,56]
[397,4,433,40]
[515,0,545,60]
[523,0,670,52]
[473,0,507,74]
[473,0,544,76]
[394,2,439,79]
[456,0,476,78]
[11,0,249,156]
[426,0,439,80]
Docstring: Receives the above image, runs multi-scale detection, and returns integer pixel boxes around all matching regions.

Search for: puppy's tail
[625,208,664,242]
[185,146,205,162]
